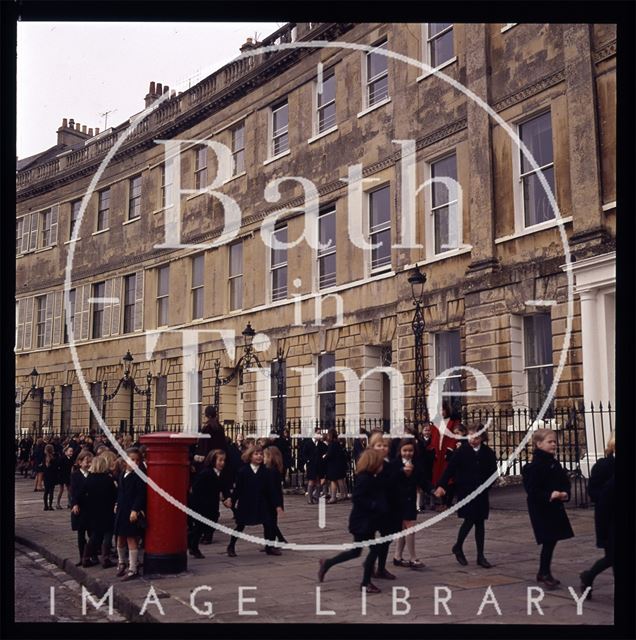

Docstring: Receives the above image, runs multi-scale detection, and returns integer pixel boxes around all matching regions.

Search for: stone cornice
[492,68,566,113]
[592,39,617,64]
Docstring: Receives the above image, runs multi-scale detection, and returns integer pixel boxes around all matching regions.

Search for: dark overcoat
[417,435,436,484]
[42,455,60,487]
[70,469,90,531]
[82,472,117,533]
[389,457,426,521]
[58,455,73,485]
[522,449,574,545]
[268,467,285,514]
[438,442,498,521]
[377,460,403,535]
[304,439,328,481]
[189,467,232,521]
[348,472,388,537]
[113,470,147,537]
[231,464,280,526]
[325,440,348,481]
[587,454,615,551]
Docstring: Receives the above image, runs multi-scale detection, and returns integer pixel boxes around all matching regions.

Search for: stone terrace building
[15,23,616,447]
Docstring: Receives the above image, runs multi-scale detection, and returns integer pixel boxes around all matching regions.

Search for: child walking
[42,444,59,511]
[70,450,93,566]
[317,448,388,593]
[391,439,427,569]
[114,448,147,580]
[226,445,282,557]
[188,449,232,559]
[522,429,574,588]
[264,446,287,543]
[434,426,498,568]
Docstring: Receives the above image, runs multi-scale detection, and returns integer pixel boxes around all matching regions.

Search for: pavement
[14,475,614,625]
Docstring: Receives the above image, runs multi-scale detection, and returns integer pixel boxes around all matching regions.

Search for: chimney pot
[62,118,68,128]
[156,82,163,94]
[163,85,169,94]
[82,125,87,133]
[170,89,176,98]
[95,127,100,134]
[69,118,75,127]
[75,122,81,131]
[149,81,156,94]
[88,128,93,136]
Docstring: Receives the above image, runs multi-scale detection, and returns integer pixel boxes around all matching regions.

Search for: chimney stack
[56,117,95,146]
[240,36,257,53]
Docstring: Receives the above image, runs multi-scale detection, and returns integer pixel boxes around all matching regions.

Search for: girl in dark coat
[70,450,94,566]
[81,455,118,568]
[32,438,45,491]
[416,422,436,511]
[226,445,282,557]
[188,449,232,558]
[580,434,615,597]
[391,439,428,569]
[435,427,498,568]
[56,446,74,509]
[114,449,147,580]
[522,429,574,589]
[304,429,328,504]
[369,431,401,581]
[42,445,59,511]
[264,446,287,543]
[318,448,388,593]
[324,429,348,503]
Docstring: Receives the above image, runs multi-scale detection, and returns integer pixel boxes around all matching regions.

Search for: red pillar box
[140,432,204,574]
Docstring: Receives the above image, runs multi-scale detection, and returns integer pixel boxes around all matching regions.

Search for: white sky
[17,22,281,159]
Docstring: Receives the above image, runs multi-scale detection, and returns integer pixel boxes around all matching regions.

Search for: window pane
[523,166,555,226]
[271,227,287,266]
[367,41,388,79]
[319,392,336,424]
[273,103,288,135]
[371,228,391,268]
[273,132,289,156]
[272,267,287,301]
[232,125,245,151]
[430,30,454,67]
[192,255,204,287]
[524,315,552,367]
[230,276,243,310]
[429,22,452,37]
[527,367,554,415]
[192,288,204,319]
[370,187,390,229]
[318,210,336,253]
[435,331,461,373]
[434,203,459,253]
[158,298,168,326]
[431,155,457,206]
[319,253,337,288]
[158,266,169,296]
[318,353,336,392]
[229,242,243,276]
[270,360,287,396]
[520,112,553,173]
[234,149,245,174]
[318,103,337,133]
[318,71,336,107]
[368,76,389,106]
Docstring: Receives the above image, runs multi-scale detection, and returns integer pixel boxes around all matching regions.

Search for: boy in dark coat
[522,429,574,588]
[304,429,327,504]
[226,445,282,557]
[435,427,498,568]
[70,450,94,566]
[416,422,436,511]
[580,435,615,597]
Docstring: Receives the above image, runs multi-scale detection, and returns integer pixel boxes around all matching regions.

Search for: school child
[522,429,574,588]
[70,450,94,566]
[114,448,147,580]
[369,431,400,581]
[431,403,462,511]
[434,426,498,568]
[42,444,59,511]
[32,438,45,491]
[98,449,119,562]
[391,438,428,569]
[226,445,282,557]
[318,448,388,593]
[304,429,328,504]
[81,455,118,568]
[416,422,436,511]
[188,449,232,559]
[324,429,348,504]
[264,446,287,543]
[56,446,74,509]
[580,434,615,598]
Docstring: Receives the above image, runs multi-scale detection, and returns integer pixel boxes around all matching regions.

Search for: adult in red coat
[430,403,462,509]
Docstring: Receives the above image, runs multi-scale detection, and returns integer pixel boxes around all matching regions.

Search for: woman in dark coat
[56,446,74,509]
[580,435,615,597]
[42,445,59,511]
[188,449,232,558]
[32,438,45,491]
[304,429,328,504]
[435,427,498,568]
[318,448,388,593]
[324,429,348,503]
[81,455,118,568]
[70,450,94,566]
[114,449,147,580]
[226,445,282,557]
[522,429,574,588]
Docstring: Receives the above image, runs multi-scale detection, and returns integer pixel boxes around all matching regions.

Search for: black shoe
[361,582,381,594]
[579,571,593,598]
[227,546,237,558]
[536,573,559,589]
[372,569,396,580]
[452,545,468,566]
[265,547,282,556]
[318,559,327,583]
[477,556,493,569]
[189,548,205,559]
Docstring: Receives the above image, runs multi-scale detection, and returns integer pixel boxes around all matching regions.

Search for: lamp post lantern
[408,266,428,428]
[15,367,40,408]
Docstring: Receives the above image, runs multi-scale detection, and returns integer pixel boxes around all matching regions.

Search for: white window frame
[270,360,287,428]
[433,330,462,413]
[422,23,456,72]
[40,208,52,248]
[123,273,137,334]
[512,109,556,232]
[317,352,337,424]
[63,287,77,344]
[315,67,337,135]
[231,123,245,176]
[161,162,174,210]
[97,189,110,231]
[363,39,389,109]
[367,184,392,275]
[191,254,205,320]
[188,371,203,428]
[424,151,463,258]
[521,314,555,414]
[91,281,106,339]
[128,174,142,220]
[155,375,168,429]
[70,200,81,239]
[317,206,337,289]
[270,225,288,303]
[228,241,243,311]
[16,217,23,255]
[270,100,289,159]
[156,265,170,327]
[35,295,47,348]
[194,145,208,190]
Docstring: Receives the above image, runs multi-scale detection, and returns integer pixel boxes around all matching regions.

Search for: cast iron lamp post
[408,266,428,429]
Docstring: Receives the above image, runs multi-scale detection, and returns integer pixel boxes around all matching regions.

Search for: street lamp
[408,266,428,429]
[15,367,40,408]
[102,350,153,435]
[214,323,286,434]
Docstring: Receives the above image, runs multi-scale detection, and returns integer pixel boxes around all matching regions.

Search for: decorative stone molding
[493,69,566,113]
[592,40,617,64]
